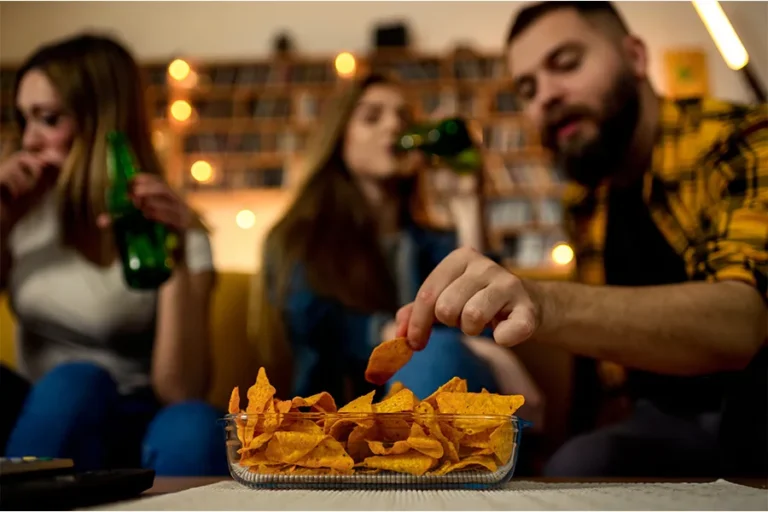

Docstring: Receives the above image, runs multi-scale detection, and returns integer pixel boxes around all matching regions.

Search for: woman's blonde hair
[10,33,204,266]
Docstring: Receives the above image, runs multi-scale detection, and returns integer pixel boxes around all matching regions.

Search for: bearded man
[395,1,768,477]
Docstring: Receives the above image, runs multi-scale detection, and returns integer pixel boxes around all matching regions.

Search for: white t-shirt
[7,190,214,395]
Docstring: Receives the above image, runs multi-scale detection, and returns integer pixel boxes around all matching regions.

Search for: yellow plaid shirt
[563,97,768,298]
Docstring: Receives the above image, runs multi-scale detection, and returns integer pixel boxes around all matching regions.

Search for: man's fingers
[434,273,487,328]
[16,156,44,190]
[492,302,538,348]
[395,304,413,339]
[142,204,184,229]
[406,248,473,349]
[459,282,511,336]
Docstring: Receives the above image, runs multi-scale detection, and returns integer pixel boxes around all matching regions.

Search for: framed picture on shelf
[664,49,709,99]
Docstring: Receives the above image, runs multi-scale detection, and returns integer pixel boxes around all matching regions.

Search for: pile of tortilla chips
[228,367,525,477]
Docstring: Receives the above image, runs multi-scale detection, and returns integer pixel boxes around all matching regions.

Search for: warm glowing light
[692,0,749,70]
[551,243,574,266]
[236,209,256,229]
[168,59,191,81]
[190,160,214,183]
[170,100,192,122]
[334,52,356,78]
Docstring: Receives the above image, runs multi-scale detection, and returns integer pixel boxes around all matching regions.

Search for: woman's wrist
[447,194,481,213]
[449,195,486,251]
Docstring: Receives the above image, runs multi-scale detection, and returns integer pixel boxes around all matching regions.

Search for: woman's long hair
[249,74,407,377]
[8,33,205,266]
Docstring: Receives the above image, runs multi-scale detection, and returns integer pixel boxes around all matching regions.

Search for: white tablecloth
[96,479,768,510]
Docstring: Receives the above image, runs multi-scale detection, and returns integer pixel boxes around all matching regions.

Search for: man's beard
[541,70,641,189]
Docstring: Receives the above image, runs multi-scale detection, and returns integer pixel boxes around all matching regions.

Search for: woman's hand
[98,174,192,233]
[421,107,483,207]
[0,152,59,234]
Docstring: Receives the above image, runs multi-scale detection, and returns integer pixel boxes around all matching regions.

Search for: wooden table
[145,476,768,496]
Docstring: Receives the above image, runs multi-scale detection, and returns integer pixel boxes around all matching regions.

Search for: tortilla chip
[326,390,377,439]
[431,455,498,475]
[415,401,461,462]
[436,392,524,434]
[383,381,405,400]
[423,377,468,408]
[346,425,374,462]
[265,431,327,464]
[228,387,241,415]
[291,392,337,413]
[405,423,444,459]
[489,421,515,465]
[244,368,277,445]
[366,439,411,456]
[374,388,418,413]
[286,419,324,435]
[362,453,436,476]
[294,436,355,472]
[365,337,413,385]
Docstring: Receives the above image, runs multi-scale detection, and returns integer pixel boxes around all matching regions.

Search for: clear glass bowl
[222,411,527,490]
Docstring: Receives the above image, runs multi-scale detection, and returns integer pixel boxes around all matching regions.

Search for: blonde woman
[0,33,226,476]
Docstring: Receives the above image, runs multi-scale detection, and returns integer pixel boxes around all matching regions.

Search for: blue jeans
[390,328,498,399]
[2,362,228,476]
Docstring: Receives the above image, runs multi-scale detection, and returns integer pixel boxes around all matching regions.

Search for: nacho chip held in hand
[227,367,525,478]
[364,337,414,385]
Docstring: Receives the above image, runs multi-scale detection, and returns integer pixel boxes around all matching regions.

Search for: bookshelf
[0,50,574,279]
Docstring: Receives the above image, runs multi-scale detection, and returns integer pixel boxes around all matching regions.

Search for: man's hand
[396,247,543,350]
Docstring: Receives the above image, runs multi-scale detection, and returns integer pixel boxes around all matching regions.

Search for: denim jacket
[269,223,497,399]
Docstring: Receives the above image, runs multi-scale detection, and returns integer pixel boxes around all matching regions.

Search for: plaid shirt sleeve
[704,105,768,297]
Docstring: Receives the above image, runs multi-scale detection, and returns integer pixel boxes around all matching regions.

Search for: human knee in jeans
[142,400,228,476]
[5,361,228,476]
[5,362,119,470]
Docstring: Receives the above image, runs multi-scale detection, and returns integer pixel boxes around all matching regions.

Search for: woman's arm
[449,195,487,252]
[151,231,216,404]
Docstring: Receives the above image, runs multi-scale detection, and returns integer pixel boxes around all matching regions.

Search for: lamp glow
[551,243,574,266]
[334,52,356,78]
[236,209,256,229]
[168,59,191,81]
[170,100,192,122]
[190,160,214,183]
[692,0,749,70]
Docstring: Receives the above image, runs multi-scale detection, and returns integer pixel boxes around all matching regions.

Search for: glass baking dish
[222,411,527,490]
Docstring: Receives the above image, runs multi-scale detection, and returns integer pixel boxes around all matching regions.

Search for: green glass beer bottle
[106,131,177,290]
[394,117,483,174]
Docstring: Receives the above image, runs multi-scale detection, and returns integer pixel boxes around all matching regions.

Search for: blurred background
[1,0,766,473]
[2,1,765,274]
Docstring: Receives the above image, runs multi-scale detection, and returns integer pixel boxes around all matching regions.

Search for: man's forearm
[529,279,766,375]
